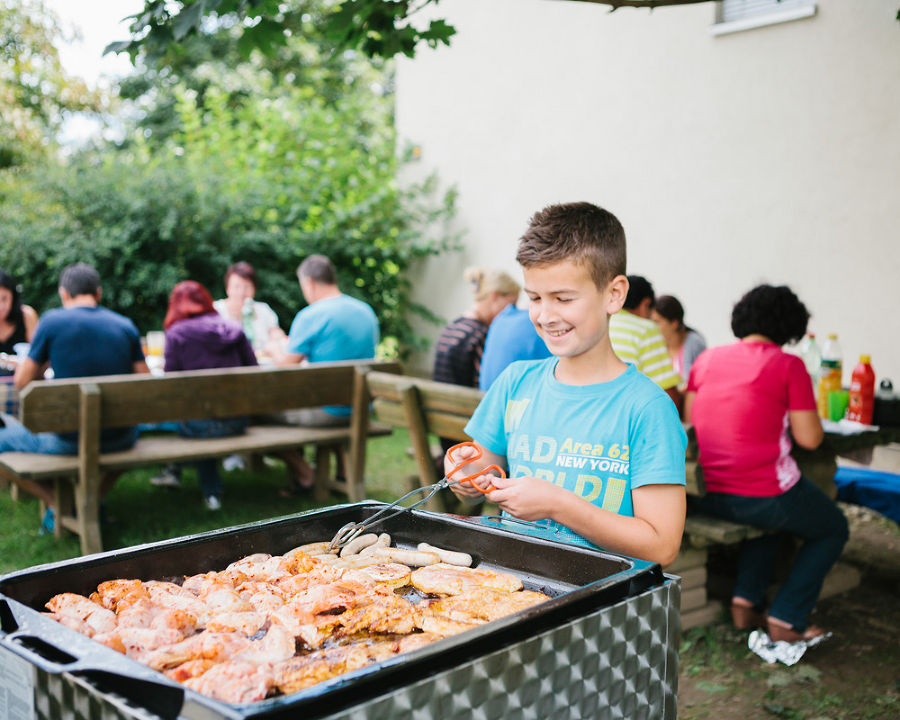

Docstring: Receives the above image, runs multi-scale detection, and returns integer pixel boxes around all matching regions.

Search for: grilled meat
[44,545,549,705]
[410,563,524,595]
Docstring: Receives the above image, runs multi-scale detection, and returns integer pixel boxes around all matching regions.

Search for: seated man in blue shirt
[266,254,379,489]
[0,263,148,526]
[478,304,551,391]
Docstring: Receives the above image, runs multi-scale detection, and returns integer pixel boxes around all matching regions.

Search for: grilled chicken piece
[182,571,230,596]
[273,645,374,695]
[236,624,297,665]
[141,631,251,671]
[205,611,267,636]
[344,562,412,589]
[410,564,523,595]
[239,586,287,616]
[274,562,344,597]
[397,632,445,653]
[203,587,255,614]
[269,578,375,648]
[184,660,274,704]
[278,579,374,621]
[165,659,216,682]
[116,626,186,659]
[116,599,200,638]
[143,581,193,600]
[332,593,420,638]
[223,554,292,585]
[282,547,338,576]
[90,580,149,611]
[417,614,482,637]
[91,629,127,654]
[44,593,117,637]
[423,588,550,624]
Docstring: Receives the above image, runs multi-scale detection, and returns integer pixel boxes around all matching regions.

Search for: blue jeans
[177,418,247,499]
[695,476,849,631]
[0,413,138,454]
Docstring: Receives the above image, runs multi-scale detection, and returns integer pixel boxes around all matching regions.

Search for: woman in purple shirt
[163,281,258,510]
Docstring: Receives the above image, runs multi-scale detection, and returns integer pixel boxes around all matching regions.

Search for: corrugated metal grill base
[35,671,162,720]
[31,579,679,720]
[330,579,680,720]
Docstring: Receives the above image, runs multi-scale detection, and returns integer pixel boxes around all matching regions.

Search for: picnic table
[793,422,900,498]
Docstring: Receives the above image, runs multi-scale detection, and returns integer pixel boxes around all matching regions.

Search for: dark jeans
[177,418,247,498]
[695,475,849,631]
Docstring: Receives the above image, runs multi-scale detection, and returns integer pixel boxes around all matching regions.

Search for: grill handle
[1,599,188,720]
[1,631,187,719]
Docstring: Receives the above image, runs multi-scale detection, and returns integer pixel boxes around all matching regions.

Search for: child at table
[446,202,687,566]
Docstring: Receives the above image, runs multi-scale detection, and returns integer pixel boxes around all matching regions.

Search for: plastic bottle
[816,333,843,419]
[846,355,875,425]
[241,298,255,347]
[798,333,821,388]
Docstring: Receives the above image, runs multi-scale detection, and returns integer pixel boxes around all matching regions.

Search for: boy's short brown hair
[516,202,626,289]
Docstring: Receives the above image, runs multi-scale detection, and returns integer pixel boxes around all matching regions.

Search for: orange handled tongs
[328,442,506,551]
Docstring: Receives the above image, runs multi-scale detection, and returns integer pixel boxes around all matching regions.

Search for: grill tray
[0,502,673,719]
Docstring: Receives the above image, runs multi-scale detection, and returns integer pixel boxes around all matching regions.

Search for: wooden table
[794,424,900,498]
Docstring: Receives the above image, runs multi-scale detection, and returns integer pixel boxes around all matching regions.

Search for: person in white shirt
[213,261,281,351]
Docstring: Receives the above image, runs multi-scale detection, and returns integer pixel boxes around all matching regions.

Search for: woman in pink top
[685,285,848,643]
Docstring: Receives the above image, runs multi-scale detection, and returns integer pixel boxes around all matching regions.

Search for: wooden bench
[348,370,484,512]
[0,360,399,555]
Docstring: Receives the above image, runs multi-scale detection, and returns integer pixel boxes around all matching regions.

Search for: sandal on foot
[731,602,766,630]
[767,619,826,643]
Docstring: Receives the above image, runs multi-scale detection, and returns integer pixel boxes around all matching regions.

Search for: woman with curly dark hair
[684,284,848,643]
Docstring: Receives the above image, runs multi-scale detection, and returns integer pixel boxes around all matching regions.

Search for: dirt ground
[678,504,900,719]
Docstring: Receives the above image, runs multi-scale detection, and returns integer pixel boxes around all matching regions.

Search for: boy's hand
[485,475,558,522]
[444,443,503,501]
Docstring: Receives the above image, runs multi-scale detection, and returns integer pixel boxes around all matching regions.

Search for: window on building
[712,0,817,36]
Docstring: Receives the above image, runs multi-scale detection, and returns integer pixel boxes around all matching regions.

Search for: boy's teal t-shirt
[464,359,687,550]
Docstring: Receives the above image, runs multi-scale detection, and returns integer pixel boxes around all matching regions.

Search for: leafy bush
[0,83,457,356]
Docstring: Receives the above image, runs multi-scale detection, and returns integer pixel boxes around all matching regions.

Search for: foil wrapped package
[748,629,832,666]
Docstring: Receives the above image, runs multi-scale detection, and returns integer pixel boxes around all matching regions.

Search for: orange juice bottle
[816,334,842,419]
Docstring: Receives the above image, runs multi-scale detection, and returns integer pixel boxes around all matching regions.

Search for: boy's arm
[485,477,685,566]
[560,484,686,566]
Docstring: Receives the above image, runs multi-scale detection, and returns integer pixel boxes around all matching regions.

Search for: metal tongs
[328,442,504,552]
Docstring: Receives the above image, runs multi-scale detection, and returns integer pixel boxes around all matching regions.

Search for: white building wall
[396,0,900,388]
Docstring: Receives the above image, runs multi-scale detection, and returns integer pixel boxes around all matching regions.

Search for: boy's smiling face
[524,259,627,373]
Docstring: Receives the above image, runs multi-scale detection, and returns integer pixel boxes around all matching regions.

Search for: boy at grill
[446,202,686,565]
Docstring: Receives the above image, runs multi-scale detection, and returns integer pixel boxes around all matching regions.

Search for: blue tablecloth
[834,466,900,524]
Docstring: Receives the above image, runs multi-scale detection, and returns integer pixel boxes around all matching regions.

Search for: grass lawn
[0,429,420,574]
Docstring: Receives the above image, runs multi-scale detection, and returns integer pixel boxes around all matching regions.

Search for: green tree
[108,0,457,63]
[0,0,103,167]
[116,1,388,148]
[0,79,457,354]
